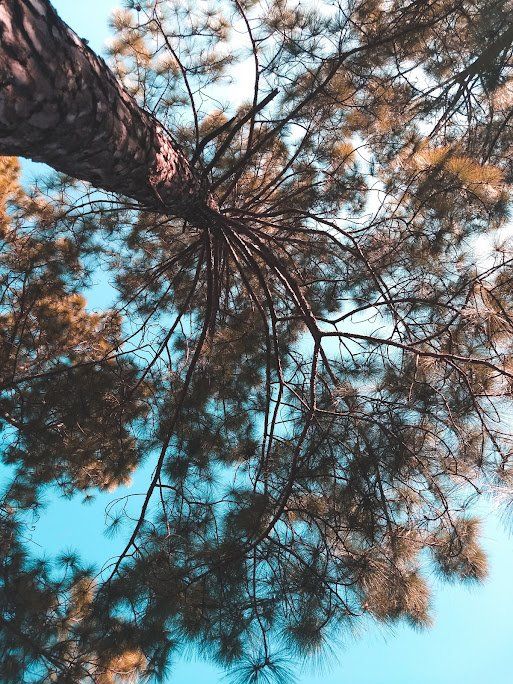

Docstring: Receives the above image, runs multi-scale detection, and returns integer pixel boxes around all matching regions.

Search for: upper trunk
[0,0,212,217]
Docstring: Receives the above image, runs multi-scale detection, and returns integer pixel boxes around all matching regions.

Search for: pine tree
[3,0,513,681]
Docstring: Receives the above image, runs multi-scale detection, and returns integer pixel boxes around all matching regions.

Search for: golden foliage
[98,649,147,684]
[0,156,22,236]
[433,518,488,582]
[411,146,504,202]
[362,565,432,627]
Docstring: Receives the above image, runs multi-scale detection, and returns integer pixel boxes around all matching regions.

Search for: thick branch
[0,0,212,216]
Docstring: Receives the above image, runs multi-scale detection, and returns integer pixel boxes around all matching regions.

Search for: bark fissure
[0,0,211,216]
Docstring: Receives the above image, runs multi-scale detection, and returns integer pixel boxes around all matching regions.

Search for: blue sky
[19,2,513,682]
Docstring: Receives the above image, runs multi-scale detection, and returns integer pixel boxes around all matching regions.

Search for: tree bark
[0,0,212,217]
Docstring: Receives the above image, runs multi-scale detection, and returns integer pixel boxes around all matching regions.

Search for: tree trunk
[0,0,212,217]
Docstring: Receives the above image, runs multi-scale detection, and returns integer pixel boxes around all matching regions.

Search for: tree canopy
[3,0,513,681]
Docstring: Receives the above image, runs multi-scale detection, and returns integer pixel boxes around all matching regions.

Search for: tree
[2,0,513,681]
[0,0,212,215]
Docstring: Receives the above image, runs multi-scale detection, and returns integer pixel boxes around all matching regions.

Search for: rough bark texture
[0,0,212,217]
